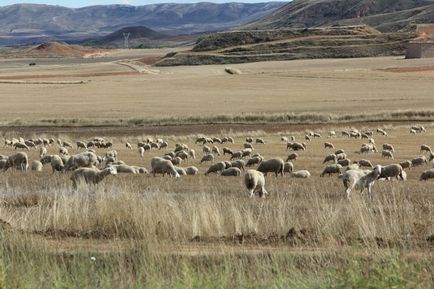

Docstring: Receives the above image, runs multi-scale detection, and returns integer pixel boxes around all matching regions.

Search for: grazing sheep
[221,167,241,176]
[243,143,254,150]
[291,170,311,178]
[411,156,428,167]
[63,141,73,149]
[244,170,268,198]
[347,163,360,171]
[200,154,214,164]
[205,162,226,175]
[31,160,43,172]
[171,157,182,166]
[410,129,417,134]
[342,131,350,137]
[420,169,434,181]
[245,137,253,143]
[184,166,199,175]
[59,147,68,156]
[411,125,426,133]
[125,142,132,149]
[313,132,321,138]
[212,146,221,156]
[377,128,388,136]
[0,159,7,170]
[151,157,180,177]
[287,142,305,151]
[281,136,288,142]
[329,131,336,138]
[283,162,294,174]
[227,137,234,144]
[323,154,337,164]
[203,145,211,154]
[212,137,222,144]
[399,160,412,170]
[63,152,98,171]
[71,166,117,189]
[339,165,382,199]
[222,147,233,155]
[246,156,263,167]
[305,135,311,141]
[320,164,342,177]
[224,161,232,168]
[139,147,145,157]
[111,164,139,174]
[159,141,168,150]
[24,140,36,149]
[369,138,375,144]
[337,159,351,167]
[230,151,243,160]
[39,147,47,158]
[256,158,284,177]
[256,138,265,144]
[188,149,196,159]
[360,143,377,154]
[174,166,187,176]
[14,142,29,151]
[379,164,404,181]
[176,151,189,161]
[77,141,87,149]
[420,144,432,153]
[324,142,334,149]
[334,149,345,155]
[358,159,374,168]
[382,143,395,153]
[231,160,245,171]
[382,150,394,159]
[336,153,347,161]
[286,153,298,162]
[241,148,253,158]
[3,152,28,171]
[133,166,149,174]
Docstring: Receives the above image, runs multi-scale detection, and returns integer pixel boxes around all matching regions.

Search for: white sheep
[77,141,87,150]
[379,164,404,181]
[256,158,284,177]
[3,152,28,171]
[200,154,214,164]
[63,152,98,171]
[420,169,434,181]
[212,146,221,156]
[205,162,226,175]
[382,143,395,153]
[184,166,199,175]
[320,164,342,177]
[221,167,241,176]
[291,170,311,178]
[324,142,334,149]
[244,170,268,198]
[411,156,428,167]
[283,162,294,174]
[286,153,298,162]
[125,142,132,149]
[381,150,394,159]
[230,160,245,171]
[339,165,382,199]
[420,144,432,154]
[358,159,373,168]
[71,166,117,189]
[31,160,43,172]
[151,157,180,177]
[399,160,412,170]
[323,154,337,164]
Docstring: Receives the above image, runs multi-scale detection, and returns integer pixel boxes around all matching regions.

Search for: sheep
[224,161,232,168]
[283,162,294,174]
[291,170,311,178]
[244,170,268,198]
[336,153,347,161]
[347,163,360,171]
[399,160,412,170]
[305,135,311,141]
[110,164,139,174]
[341,131,350,137]
[281,136,288,142]
[321,164,343,177]
[243,143,254,150]
[329,131,336,138]
[379,164,404,181]
[227,137,234,144]
[222,147,233,155]
[256,138,265,144]
[286,142,305,151]
[411,156,428,167]
[184,166,199,175]
[369,138,375,144]
[212,146,221,156]
[230,151,243,160]
[337,159,351,167]
[150,157,180,177]
[172,166,186,176]
[410,129,417,134]
[2,152,28,171]
[200,154,214,164]
[139,147,145,157]
[221,167,241,176]
[411,125,426,133]
[324,142,334,149]
[39,147,47,158]
[245,137,253,143]
[241,148,252,158]
[77,141,87,150]
[334,149,345,155]
[323,154,337,164]
[256,158,284,177]
[188,149,196,159]
[71,166,117,189]
[377,128,388,136]
[246,156,263,167]
[63,141,73,149]
[420,144,432,154]
[195,137,206,144]
[286,153,298,162]
[13,142,29,151]
[381,150,394,159]
[203,145,211,154]
[313,132,321,138]
[59,147,68,156]
[125,142,132,149]
[176,151,189,161]
[0,159,7,170]
[420,169,434,181]
[339,165,382,199]
[31,160,43,172]
[171,157,182,166]
[24,140,36,149]
[230,160,245,171]
[105,150,118,160]
[358,159,374,168]
[212,137,222,144]
[350,131,361,139]
[63,152,98,171]
[205,162,226,175]
[360,143,377,154]
[382,143,395,153]
[133,166,149,174]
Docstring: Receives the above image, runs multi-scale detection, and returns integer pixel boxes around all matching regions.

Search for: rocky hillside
[245,0,434,32]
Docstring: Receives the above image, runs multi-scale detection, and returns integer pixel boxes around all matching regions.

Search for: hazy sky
[0,0,277,6]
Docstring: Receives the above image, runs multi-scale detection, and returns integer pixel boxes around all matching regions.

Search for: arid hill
[20,42,104,58]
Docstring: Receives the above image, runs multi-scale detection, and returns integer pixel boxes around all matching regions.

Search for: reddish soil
[0,71,138,80]
[137,56,163,65]
[21,42,104,58]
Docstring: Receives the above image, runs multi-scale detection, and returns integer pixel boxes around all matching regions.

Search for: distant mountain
[0,2,285,46]
[245,0,434,32]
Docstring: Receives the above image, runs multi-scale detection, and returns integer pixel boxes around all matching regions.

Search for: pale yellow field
[0,53,434,123]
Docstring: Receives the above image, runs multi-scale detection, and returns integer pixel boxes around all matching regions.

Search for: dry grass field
[0,54,434,125]
[0,50,433,287]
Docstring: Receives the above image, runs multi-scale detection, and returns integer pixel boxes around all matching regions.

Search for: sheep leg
[248,190,254,198]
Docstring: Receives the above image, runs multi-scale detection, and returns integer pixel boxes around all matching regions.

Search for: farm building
[406,24,434,59]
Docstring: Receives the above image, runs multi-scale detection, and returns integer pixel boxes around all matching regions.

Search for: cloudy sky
[0,0,276,6]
